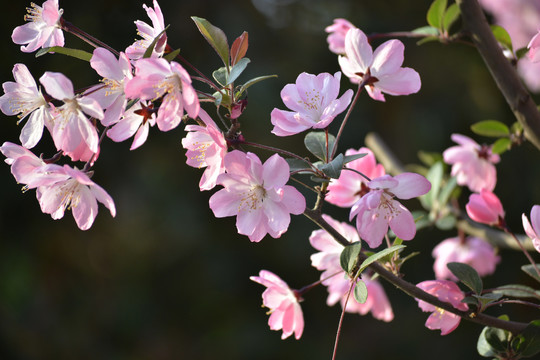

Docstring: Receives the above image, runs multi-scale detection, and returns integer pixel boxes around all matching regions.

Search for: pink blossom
[338,28,421,101]
[432,236,500,281]
[88,48,133,126]
[416,280,468,335]
[350,173,431,248]
[12,0,64,53]
[39,72,103,157]
[466,190,505,226]
[33,165,116,230]
[0,142,46,185]
[250,270,304,340]
[107,101,156,150]
[181,109,227,191]
[209,151,305,242]
[309,214,393,321]
[443,134,499,192]
[0,64,53,149]
[270,72,353,136]
[125,0,167,59]
[528,30,540,63]
[325,18,356,54]
[124,58,199,131]
[522,205,540,253]
[326,147,385,208]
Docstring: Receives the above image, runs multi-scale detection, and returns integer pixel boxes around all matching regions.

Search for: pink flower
[88,48,133,126]
[466,190,505,226]
[350,173,431,248]
[107,101,156,150]
[209,151,306,242]
[181,109,227,191]
[522,205,540,253]
[325,18,356,54]
[443,134,499,192]
[309,215,393,321]
[250,270,304,340]
[33,165,116,230]
[432,236,500,280]
[270,72,353,136]
[0,142,46,185]
[338,28,421,101]
[125,0,167,59]
[326,147,385,208]
[416,280,468,335]
[12,0,64,53]
[124,58,199,131]
[0,63,53,149]
[528,30,540,63]
[39,72,104,157]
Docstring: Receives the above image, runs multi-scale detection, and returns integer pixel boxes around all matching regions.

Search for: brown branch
[456,0,540,151]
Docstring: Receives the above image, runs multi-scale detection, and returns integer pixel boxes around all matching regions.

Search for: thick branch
[456,0,540,151]
[304,208,528,335]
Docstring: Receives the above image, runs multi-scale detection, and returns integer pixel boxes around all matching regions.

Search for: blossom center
[239,184,266,212]
[153,75,181,100]
[24,3,44,23]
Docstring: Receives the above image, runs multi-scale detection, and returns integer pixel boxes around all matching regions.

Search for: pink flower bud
[465,190,505,226]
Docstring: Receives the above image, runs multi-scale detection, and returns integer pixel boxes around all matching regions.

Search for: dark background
[1,0,539,359]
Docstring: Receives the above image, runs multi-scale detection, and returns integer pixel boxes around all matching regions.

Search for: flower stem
[60,18,119,56]
[331,82,365,160]
[332,280,354,360]
[503,225,540,279]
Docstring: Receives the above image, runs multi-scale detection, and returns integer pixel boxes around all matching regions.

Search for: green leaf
[304,132,335,162]
[478,326,503,357]
[36,46,92,62]
[427,0,447,29]
[358,245,406,274]
[491,25,513,51]
[339,242,362,274]
[485,326,510,353]
[438,176,458,208]
[435,214,456,230]
[516,47,529,59]
[192,16,230,67]
[447,262,483,295]
[230,31,248,66]
[417,150,443,167]
[442,3,460,33]
[227,57,250,85]
[416,36,441,46]
[163,48,181,62]
[491,137,511,154]
[521,264,540,284]
[236,75,277,98]
[421,161,443,209]
[212,67,228,87]
[411,26,440,36]
[471,120,510,137]
[353,280,368,304]
[320,154,344,179]
[285,158,312,173]
[343,153,367,164]
[492,285,540,299]
[514,320,540,358]
[143,25,169,59]
[474,293,503,309]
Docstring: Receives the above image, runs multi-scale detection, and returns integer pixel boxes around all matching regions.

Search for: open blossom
[326,147,385,208]
[309,215,393,321]
[522,205,540,253]
[0,63,53,149]
[181,109,227,191]
[124,58,199,131]
[250,270,304,340]
[338,28,421,101]
[125,0,167,59]
[39,72,104,156]
[443,134,499,192]
[325,18,356,54]
[209,151,305,242]
[107,101,156,150]
[433,236,500,281]
[12,0,64,53]
[270,72,353,136]
[88,48,133,126]
[466,190,505,226]
[350,173,431,248]
[0,142,46,185]
[416,280,468,335]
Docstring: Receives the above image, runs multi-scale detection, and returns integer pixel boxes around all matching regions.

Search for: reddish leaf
[231,32,249,66]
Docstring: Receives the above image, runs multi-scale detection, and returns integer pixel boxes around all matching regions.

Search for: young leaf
[192,16,230,67]
[491,137,511,154]
[227,58,250,85]
[285,158,312,173]
[478,326,503,357]
[230,31,248,66]
[442,3,460,33]
[353,279,368,304]
[492,284,540,300]
[491,25,513,51]
[411,26,440,36]
[514,320,540,358]
[438,176,457,208]
[343,153,367,164]
[304,132,336,162]
[435,214,456,230]
[485,326,510,353]
[470,120,510,137]
[426,0,447,30]
[236,75,277,98]
[521,264,540,283]
[143,26,169,59]
[36,46,92,62]
[339,242,362,274]
[358,245,406,274]
[163,48,181,62]
[421,161,443,210]
[319,154,344,179]
[447,262,483,294]
[213,67,228,87]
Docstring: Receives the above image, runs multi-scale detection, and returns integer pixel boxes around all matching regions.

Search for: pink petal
[392,172,431,199]
[371,40,404,76]
[39,72,74,100]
